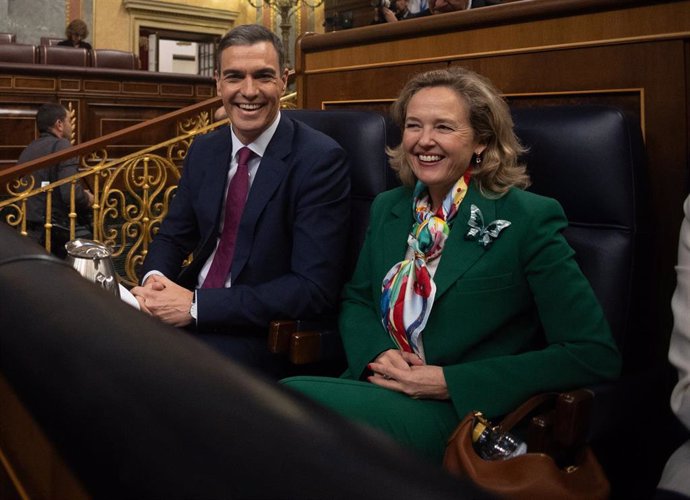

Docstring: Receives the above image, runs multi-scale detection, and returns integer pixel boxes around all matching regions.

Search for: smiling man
[132,24,351,376]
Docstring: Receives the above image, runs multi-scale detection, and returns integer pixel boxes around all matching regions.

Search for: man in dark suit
[132,25,351,375]
[18,103,93,258]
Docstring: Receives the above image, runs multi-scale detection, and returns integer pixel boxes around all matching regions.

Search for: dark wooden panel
[86,103,179,146]
[196,85,215,98]
[83,80,120,93]
[13,77,55,91]
[161,83,194,96]
[59,79,81,91]
[122,81,159,95]
[0,64,216,170]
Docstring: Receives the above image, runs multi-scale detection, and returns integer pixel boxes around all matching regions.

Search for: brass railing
[0,92,298,287]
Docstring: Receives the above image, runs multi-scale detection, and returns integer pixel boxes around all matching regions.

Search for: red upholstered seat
[91,49,139,70]
[38,45,90,66]
[0,44,37,64]
[40,37,63,46]
[0,33,16,44]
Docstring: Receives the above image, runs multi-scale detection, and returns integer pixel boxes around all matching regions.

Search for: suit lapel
[433,183,497,299]
[381,190,415,273]
[231,116,294,279]
[202,128,234,240]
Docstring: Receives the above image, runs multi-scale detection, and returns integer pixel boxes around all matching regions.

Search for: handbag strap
[499,392,557,431]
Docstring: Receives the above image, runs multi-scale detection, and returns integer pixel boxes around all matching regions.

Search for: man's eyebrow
[253,68,277,76]
[220,67,277,78]
[221,69,245,77]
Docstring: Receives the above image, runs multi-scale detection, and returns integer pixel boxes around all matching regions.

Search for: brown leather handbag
[443,391,610,500]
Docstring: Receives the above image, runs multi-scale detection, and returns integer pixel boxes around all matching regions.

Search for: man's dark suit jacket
[141,115,351,333]
[18,132,90,226]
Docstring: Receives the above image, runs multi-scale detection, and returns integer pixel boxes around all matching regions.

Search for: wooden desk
[0,63,215,170]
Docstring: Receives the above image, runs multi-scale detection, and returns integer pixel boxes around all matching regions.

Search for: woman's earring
[474,153,483,165]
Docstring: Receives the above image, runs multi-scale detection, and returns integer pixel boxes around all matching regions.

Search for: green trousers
[280,376,460,463]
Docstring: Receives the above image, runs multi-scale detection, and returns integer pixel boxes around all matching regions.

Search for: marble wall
[0,0,93,46]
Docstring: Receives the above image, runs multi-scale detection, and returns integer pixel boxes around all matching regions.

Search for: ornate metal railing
[0,92,298,287]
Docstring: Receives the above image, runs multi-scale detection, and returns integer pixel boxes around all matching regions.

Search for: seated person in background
[429,0,498,13]
[657,194,690,498]
[373,0,430,23]
[281,67,621,463]
[57,19,92,50]
[407,0,429,14]
[131,25,350,376]
[18,103,93,258]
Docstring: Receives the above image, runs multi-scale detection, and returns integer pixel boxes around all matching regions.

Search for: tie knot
[237,147,253,167]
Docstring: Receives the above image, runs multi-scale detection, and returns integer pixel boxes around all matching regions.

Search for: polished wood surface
[296,0,690,356]
[0,96,221,185]
[0,63,216,170]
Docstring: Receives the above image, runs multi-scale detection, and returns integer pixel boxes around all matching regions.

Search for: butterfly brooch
[465,204,511,249]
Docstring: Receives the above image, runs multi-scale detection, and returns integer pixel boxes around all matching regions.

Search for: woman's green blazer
[339,182,622,419]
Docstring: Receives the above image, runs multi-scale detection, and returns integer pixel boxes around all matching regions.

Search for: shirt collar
[230,111,281,160]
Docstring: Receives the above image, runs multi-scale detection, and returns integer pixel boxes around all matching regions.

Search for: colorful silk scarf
[380,173,470,361]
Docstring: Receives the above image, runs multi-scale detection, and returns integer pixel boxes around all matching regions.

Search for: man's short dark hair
[216,24,285,74]
[36,103,67,134]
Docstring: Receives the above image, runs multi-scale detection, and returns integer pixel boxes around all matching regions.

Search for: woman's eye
[405,123,421,129]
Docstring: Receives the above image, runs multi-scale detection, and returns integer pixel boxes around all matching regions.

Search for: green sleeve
[443,196,622,418]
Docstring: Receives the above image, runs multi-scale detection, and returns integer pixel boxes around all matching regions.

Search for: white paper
[119,284,140,310]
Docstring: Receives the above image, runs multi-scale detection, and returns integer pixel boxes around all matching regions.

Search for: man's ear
[52,119,64,136]
[281,68,289,93]
[215,71,222,96]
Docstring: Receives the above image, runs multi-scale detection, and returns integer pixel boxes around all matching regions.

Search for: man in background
[18,103,93,258]
[132,24,350,376]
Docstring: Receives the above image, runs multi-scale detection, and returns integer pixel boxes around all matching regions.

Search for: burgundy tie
[202,146,252,288]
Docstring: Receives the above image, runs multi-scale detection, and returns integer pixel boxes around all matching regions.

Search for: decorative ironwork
[248,0,324,67]
[0,99,296,288]
[0,111,220,287]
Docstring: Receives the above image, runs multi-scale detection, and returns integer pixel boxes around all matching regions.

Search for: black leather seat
[512,105,649,367]
[268,109,397,364]
[508,105,661,499]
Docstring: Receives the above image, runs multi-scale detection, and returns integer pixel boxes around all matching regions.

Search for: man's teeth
[419,154,441,162]
[238,103,261,110]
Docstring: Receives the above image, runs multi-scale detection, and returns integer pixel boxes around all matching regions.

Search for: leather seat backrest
[91,49,139,70]
[0,43,37,63]
[512,105,648,354]
[0,33,16,44]
[38,45,90,66]
[40,37,63,46]
[284,109,395,277]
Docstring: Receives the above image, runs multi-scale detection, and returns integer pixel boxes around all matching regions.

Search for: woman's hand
[368,349,450,400]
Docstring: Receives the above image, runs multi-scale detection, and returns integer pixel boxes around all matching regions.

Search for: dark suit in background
[18,132,91,254]
[141,115,351,370]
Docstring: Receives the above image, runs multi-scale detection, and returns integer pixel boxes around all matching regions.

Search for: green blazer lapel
[381,192,414,271]
[433,183,497,299]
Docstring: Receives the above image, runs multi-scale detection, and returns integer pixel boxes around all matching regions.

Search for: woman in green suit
[281,67,621,463]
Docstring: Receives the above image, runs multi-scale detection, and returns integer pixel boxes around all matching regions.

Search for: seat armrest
[289,329,342,365]
[267,320,298,354]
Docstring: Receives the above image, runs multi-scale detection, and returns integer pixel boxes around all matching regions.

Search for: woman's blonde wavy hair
[388,67,530,195]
